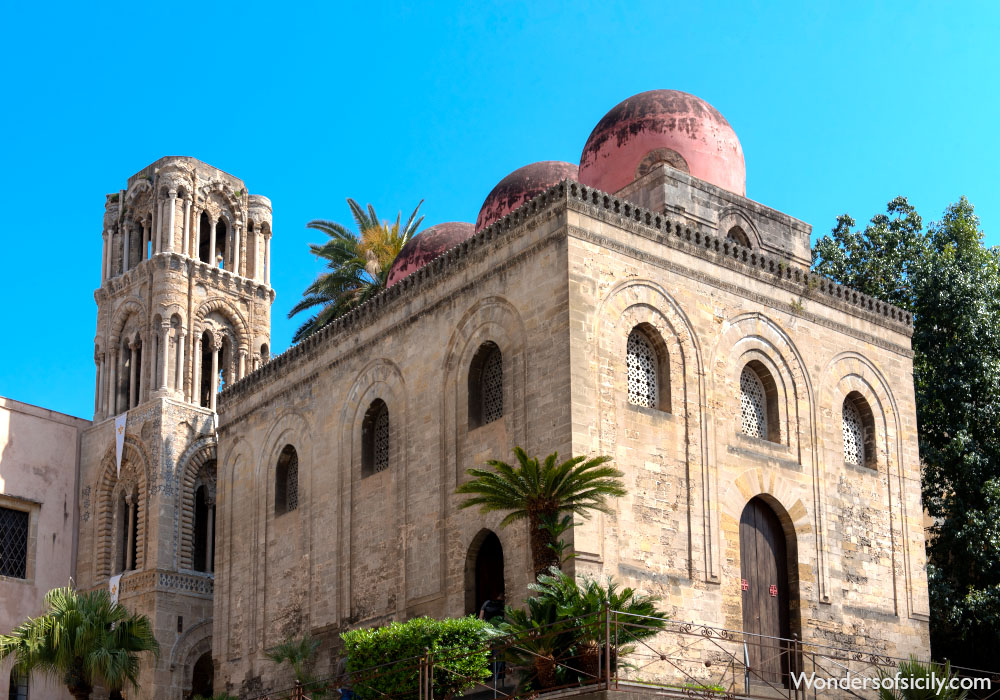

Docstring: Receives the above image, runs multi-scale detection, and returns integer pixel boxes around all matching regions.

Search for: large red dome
[386,222,476,287]
[475,161,578,232]
[578,90,745,195]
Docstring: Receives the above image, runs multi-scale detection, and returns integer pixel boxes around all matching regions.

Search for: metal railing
[250,610,1000,700]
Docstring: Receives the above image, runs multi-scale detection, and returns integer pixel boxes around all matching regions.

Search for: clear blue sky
[2,1,997,419]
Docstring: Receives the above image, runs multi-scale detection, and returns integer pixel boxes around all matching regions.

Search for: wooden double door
[739,497,793,685]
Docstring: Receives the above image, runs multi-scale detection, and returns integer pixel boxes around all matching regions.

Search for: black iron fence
[250,611,999,700]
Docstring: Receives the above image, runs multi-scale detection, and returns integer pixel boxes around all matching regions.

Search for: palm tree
[289,198,423,342]
[455,447,626,577]
[0,586,159,700]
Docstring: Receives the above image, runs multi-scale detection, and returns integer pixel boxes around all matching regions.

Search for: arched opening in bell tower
[200,331,213,408]
[215,218,228,269]
[198,212,212,264]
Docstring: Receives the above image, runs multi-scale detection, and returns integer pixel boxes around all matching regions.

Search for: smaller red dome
[476,161,578,232]
[386,222,476,287]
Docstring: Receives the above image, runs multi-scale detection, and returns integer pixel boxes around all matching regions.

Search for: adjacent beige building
[1,397,89,700]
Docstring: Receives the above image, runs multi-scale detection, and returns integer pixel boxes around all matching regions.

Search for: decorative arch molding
[718,207,762,249]
[199,183,241,220]
[168,620,213,700]
[177,437,219,571]
[216,439,257,661]
[194,298,250,351]
[125,178,153,204]
[592,279,711,579]
[338,358,409,621]
[708,312,830,600]
[94,435,152,579]
[441,296,529,481]
[463,527,511,615]
[110,298,149,346]
[819,351,926,618]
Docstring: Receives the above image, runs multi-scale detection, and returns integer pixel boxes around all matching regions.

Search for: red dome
[475,161,578,232]
[578,90,745,195]
[386,222,476,287]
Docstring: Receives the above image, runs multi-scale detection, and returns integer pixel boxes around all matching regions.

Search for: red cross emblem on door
[769,584,778,597]
[741,579,749,591]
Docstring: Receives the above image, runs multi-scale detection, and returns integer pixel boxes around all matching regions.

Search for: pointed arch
[178,437,219,571]
[94,435,152,579]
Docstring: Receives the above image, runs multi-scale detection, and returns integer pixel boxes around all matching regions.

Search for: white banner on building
[109,573,123,604]
[114,412,128,478]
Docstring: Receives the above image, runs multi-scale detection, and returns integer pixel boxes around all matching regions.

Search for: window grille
[627,330,658,408]
[373,405,390,473]
[0,507,29,579]
[481,347,503,424]
[843,399,865,465]
[8,670,28,700]
[286,452,299,512]
[740,367,768,439]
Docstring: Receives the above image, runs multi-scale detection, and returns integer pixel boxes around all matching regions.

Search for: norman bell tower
[77,157,274,699]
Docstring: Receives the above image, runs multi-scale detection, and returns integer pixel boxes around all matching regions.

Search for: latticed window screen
[286,452,299,512]
[842,399,865,465]
[481,347,503,424]
[626,329,658,408]
[0,506,29,579]
[740,367,768,439]
[8,670,28,700]
[373,404,390,472]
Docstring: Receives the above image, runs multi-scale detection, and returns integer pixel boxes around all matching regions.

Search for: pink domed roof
[386,222,476,287]
[475,161,579,232]
[578,90,745,196]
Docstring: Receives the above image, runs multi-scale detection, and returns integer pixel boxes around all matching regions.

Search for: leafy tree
[455,447,626,577]
[289,199,423,342]
[0,586,159,700]
[814,197,1000,667]
[265,633,321,686]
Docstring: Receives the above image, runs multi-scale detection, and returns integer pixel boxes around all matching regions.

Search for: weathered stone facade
[214,162,929,694]
[74,157,273,699]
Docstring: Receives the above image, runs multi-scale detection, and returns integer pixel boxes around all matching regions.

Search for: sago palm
[289,198,423,342]
[456,447,626,577]
[0,586,159,700]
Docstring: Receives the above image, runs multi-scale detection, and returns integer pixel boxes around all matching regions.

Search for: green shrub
[341,616,497,700]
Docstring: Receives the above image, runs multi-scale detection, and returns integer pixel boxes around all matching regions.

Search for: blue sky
[2,1,997,419]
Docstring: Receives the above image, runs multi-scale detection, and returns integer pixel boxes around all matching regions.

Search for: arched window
[627,328,658,409]
[275,445,299,515]
[842,392,875,468]
[465,530,505,615]
[468,342,503,428]
[115,491,138,573]
[192,459,216,573]
[727,226,751,248]
[740,363,778,441]
[199,331,213,408]
[362,399,390,476]
[198,212,212,264]
[8,669,28,700]
[215,219,228,269]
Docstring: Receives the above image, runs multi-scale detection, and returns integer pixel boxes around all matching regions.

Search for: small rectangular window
[0,506,30,579]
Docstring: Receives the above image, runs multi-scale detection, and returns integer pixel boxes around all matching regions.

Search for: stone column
[158,323,170,390]
[97,353,106,419]
[205,494,216,573]
[155,200,163,253]
[94,357,101,416]
[101,233,108,281]
[122,224,130,272]
[193,334,203,407]
[233,223,241,275]
[125,495,136,571]
[166,191,177,252]
[175,329,186,394]
[128,340,138,408]
[238,349,247,380]
[264,233,271,285]
[209,218,217,269]
[182,198,192,256]
[209,340,220,412]
[108,347,118,415]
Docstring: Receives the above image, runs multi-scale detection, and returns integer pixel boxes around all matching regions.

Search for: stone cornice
[220,179,911,405]
[96,252,274,301]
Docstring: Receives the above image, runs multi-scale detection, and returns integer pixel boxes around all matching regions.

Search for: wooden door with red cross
[739,497,791,685]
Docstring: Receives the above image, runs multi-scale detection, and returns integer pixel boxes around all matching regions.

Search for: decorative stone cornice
[220,179,912,405]
[97,252,273,300]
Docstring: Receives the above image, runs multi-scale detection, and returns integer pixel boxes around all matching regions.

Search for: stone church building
[0,90,930,699]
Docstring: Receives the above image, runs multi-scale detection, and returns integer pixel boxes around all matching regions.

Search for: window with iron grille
[740,367,768,440]
[373,404,390,472]
[275,445,299,515]
[627,329,658,408]
[842,399,865,465]
[0,506,29,579]
[480,346,503,424]
[8,669,28,700]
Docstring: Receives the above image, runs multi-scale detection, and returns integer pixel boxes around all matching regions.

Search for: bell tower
[79,157,274,699]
